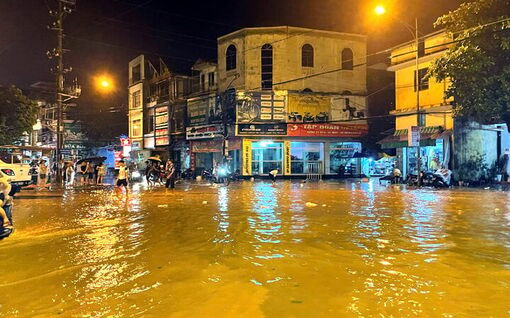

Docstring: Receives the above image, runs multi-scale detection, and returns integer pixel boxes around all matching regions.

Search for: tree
[0,86,39,144]
[430,0,510,124]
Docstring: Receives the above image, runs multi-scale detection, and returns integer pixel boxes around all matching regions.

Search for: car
[0,153,32,187]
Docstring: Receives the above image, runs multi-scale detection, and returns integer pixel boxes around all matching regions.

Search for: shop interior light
[259,140,274,147]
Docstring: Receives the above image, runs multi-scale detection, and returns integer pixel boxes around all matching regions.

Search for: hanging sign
[408,126,421,147]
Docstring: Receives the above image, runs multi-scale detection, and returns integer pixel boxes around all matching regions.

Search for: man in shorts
[116,161,129,193]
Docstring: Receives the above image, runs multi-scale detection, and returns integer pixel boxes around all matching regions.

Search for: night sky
[0,0,464,107]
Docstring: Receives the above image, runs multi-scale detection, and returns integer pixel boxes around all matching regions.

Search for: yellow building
[380,31,454,176]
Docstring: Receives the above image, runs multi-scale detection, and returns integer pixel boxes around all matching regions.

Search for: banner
[190,140,223,153]
[187,94,222,126]
[287,94,331,123]
[284,140,291,175]
[287,123,368,137]
[237,123,287,136]
[186,124,224,140]
[242,140,252,176]
[408,126,420,147]
[236,91,286,123]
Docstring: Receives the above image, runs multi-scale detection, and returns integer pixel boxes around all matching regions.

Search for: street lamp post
[375,6,422,186]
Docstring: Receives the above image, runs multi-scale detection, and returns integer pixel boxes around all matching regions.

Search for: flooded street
[1,181,510,317]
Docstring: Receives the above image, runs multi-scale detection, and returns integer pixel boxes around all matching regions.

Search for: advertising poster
[236,91,286,123]
[287,94,331,123]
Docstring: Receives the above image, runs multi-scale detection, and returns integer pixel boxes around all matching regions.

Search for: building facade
[128,55,191,169]
[210,26,369,177]
[379,31,509,180]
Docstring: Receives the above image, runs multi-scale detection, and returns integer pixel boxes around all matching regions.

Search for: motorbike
[432,169,451,188]
[0,184,19,240]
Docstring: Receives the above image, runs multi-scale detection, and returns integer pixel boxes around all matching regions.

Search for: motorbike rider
[0,171,14,230]
[434,165,452,186]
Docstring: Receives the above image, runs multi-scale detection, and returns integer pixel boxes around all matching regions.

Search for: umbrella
[147,156,162,162]
[76,157,107,165]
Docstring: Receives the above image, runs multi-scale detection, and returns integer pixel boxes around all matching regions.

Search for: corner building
[212,26,369,177]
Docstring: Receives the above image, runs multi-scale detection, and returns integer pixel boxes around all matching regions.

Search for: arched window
[342,48,354,70]
[302,44,314,67]
[226,44,237,71]
[261,44,273,90]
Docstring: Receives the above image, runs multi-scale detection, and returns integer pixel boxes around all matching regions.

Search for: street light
[374,5,423,186]
[95,74,114,94]
[374,5,386,16]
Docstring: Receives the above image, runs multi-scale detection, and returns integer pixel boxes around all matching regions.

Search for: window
[131,90,141,109]
[329,142,362,175]
[301,44,314,67]
[226,44,237,71]
[132,64,141,83]
[200,74,205,91]
[208,72,215,87]
[261,44,273,90]
[418,40,425,57]
[341,48,354,70]
[414,68,429,91]
[131,119,141,137]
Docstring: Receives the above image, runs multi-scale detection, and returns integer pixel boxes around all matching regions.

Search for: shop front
[378,126,451,177]
[237,123,369,177]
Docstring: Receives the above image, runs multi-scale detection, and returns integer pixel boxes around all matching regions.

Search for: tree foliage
[0,86,39,145]
[430,0,510,124]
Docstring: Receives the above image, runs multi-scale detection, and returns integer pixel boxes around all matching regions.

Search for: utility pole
[48,0,77,183]
[415,17,422,187]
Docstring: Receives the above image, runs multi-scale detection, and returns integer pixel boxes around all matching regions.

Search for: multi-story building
[128,55,191,168]
[379,31,509,180]
[197,26,370,177]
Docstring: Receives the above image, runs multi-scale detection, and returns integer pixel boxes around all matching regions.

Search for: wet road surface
[1,181,510,317]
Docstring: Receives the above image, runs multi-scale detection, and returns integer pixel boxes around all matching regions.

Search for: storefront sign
[191,140,223,153]
[227,137,241,151]
[155,128,169,146]
[408,126,421,147]
[186,124,224,140]
[242,140,252,176]
[236,91,286,123]
[187,94,222,126]
[237,123,287,136]
[155,107,169,126]
[284,140,291,175]
[120,137,132,147]
[287,123,368,137]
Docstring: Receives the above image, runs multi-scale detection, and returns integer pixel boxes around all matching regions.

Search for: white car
[0,154,32,187]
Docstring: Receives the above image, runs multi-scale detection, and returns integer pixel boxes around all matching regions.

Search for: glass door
[251,141,283,175]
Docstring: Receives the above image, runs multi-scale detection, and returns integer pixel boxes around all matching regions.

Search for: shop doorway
[251,141,283,175]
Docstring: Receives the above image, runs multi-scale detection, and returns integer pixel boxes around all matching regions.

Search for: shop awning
[377,127,451,149]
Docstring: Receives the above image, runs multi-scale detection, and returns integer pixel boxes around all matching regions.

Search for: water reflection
[2,181,510,317]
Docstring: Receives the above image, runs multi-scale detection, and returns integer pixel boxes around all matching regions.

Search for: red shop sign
[287,123,368,138]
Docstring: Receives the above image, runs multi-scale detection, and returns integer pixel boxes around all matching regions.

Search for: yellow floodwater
[1,181,509,317]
